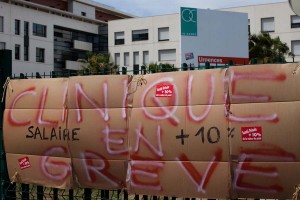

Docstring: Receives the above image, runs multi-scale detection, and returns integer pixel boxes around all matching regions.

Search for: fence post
[161,64,166,72]
[69,189,74,200]
[53,188,58,200]
[36,72,42,79]
[189,63,195,70]
[141,66,146,74]
[37,186,44,200]
[122,67,127,75]
[21,184,29,200]
[101,190,109,199]
[205,61,210,69]
[84,188,91,200]
[124,190,128,200]
[0,50,12,200]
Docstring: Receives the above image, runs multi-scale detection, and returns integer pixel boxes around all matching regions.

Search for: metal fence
[10,63,229,79]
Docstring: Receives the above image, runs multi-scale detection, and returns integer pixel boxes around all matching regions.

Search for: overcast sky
[95,0,287,17]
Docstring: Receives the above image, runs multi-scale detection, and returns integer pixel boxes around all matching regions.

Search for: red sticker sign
[241,127,262,141]
[155,84,173,97]
[18,157,31,170]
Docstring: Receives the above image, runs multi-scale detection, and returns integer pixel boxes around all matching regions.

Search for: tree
[249,33,289,63]
[288,52,295,63]
[272,36,289,63]
[78,52,117,74]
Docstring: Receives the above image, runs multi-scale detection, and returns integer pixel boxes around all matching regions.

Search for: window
[261,17,275,33]
[0,16,3,32]
[0,42,5,50]
[143,51,149,65]
[132,29,148,41]
[158,27,169,41]
[115,32,124,45]
[133,52,139,65]
[36,47,45,62]
[15,19,20,35]
[15,44,20,60]
[291,15,300,28]
[158,49,176,61]
[33,23,47,37]
[133,52,140,74]
[291,40,300,55]
[115,53,120,66]
[24,21,29,36]
[124,52,129,66]
[24,46,29,61]
[81,12,86,17]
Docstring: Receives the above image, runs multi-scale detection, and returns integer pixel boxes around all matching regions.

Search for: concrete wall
[222,2,300,62]
[72,1,95,19]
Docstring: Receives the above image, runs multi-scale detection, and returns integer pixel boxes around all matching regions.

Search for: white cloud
[96,0,287,17]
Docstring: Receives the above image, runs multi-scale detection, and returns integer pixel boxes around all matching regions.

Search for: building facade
[108,9,248,74]
[222,2,300,62]
[0,0,132,75]
[108,14,180,74]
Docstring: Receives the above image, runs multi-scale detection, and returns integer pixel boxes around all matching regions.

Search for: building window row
[113,49,176,67]
[115,32,124,45]
[124,52,129,66]
[115,53,120,66]
[14,44,45,63]
[291,15,300,29]
[158,27,169,41]
[292,40,300,56]
[24,21,29,36]
[143,51,149,64]
[259,15,300,33]
[33,23,47,37]
[24,46,29,61]
[36,47,45,62]
[114,27,169,45]
[158,49,176,61]
[15,44,20,60]
[132,29,148,41]
[15,19,20,35]
[0,16,3,32]
[12,19,47,37]
[261,17,274,33]
[0,42,5,50]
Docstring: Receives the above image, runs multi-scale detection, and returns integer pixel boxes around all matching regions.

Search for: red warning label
[18,157,31,170]
[241,127,262,141]
[155,84,173,97]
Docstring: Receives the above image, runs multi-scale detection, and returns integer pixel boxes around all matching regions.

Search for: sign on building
[181,8,249,67]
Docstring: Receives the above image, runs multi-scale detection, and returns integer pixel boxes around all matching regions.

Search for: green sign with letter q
[181,7,197,36]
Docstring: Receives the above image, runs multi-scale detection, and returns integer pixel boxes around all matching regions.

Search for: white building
[108,14,180,74]
[0,0,132,75]
[222,1,300,62]
[108,9,248,74]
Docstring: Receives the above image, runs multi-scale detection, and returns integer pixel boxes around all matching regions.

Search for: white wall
[0,1,100,75]
[71,1,96,19]
[222,2,300,62]
[108,14,180,73]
